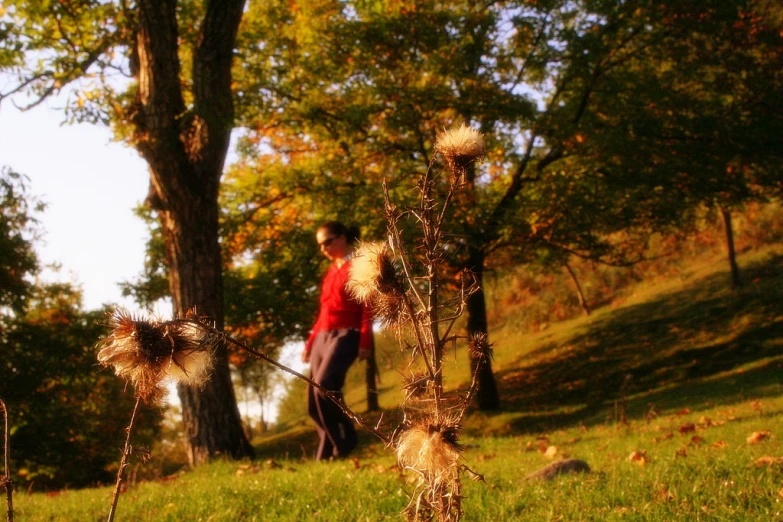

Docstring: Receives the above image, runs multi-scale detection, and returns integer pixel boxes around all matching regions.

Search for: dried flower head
[396,419,464,484]
[348,242,400,302]
[468,332,494,361]
[434,124,485,176]
[348,242,408,329]
[97,310,215,403]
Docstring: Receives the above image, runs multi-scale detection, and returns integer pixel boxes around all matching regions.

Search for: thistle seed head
[348,242,401,302]
[97,310,216,403]
[396,419,464,484]
[434,124,485,176]
[468,332,494,361]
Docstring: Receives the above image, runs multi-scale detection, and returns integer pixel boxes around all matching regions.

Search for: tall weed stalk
[347,124,488,521]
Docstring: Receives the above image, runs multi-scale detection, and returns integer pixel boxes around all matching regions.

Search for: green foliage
[1,285,161,490]
[0,168,42,313]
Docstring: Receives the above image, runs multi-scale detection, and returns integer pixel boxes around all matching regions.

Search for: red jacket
[305,259,374,353]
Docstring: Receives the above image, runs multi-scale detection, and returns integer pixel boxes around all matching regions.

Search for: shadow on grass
[484,254,783,435]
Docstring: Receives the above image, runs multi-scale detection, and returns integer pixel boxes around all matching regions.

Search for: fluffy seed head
[348,242,400,302]
[164,321,215,386]
[396,421,463,484]
[434,124,485,176]
[97,310,215,403]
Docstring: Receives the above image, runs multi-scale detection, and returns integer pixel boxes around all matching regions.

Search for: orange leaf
[747,431,772,445]
[675,447,688,458]
[679,423,696,434]
[628,450,650,466]
[750,456,783,467]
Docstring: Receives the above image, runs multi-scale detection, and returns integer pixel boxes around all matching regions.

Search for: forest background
[1,0,781,492]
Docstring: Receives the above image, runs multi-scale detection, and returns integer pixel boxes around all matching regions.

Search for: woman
[302,221,374,460]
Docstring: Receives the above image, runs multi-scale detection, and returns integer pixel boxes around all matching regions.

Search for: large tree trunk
[160,198,253,463]
[465,247,500,410]
[134,0,253,465]
[720,207,742,289]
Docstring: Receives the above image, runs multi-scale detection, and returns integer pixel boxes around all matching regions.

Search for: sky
[1,97,152,313]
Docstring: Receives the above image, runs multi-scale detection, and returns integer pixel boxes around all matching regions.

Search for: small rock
[524,459,591,481]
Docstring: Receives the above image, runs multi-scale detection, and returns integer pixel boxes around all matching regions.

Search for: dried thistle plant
[347,242,409,331]
[97,310,216,403]
[359,124,487,522]
[96,310,218,522]
[433,124,485,180]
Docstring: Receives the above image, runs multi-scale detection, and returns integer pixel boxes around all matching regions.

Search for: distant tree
[1,284,160,490]
[0,0,253,464]
[0,168,41,314]
[0,171,158,489]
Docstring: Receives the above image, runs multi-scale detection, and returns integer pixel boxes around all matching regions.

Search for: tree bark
[465,247,500,410]
[134,0,253,465]
[720,207,742,289]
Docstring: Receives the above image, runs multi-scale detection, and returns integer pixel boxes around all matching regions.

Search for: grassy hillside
[11,230,783,520]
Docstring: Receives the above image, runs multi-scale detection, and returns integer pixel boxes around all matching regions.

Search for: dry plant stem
[383,182,437,383]
[421,171,445,413]
[215,330,391,445]
[107,397,140,522]
[1,398,13,522]
[382,181,427,312]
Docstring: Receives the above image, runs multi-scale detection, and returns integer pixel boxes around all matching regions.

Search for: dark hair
[319,220,361,245]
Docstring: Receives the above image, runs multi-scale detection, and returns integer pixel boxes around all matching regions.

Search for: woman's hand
[301,349,311,363]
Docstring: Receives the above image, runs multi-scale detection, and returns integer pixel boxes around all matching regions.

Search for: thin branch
[107,397,140,522]
[196,324,391,445]
[1,398,13,522]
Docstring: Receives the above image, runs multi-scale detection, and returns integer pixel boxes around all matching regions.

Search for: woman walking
[302,221,374,460]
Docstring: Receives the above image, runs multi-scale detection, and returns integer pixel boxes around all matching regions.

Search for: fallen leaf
[656,487,675,501]
[747,431,772,445]
[675,447,688,458]
[679,423,696,434]
[750,456,783,468]
[689,436,705,447]
[653,432,674,443]
[677,408,691,416]
[710,440,730,449]
[544,445,558,459]
[628,450,650,465]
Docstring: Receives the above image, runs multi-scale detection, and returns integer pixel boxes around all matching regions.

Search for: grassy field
[12,244,783,521]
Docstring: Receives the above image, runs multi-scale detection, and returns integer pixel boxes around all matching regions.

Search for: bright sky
[0,97,154,312]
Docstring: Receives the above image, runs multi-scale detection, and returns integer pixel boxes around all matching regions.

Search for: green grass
[14,245,783,521]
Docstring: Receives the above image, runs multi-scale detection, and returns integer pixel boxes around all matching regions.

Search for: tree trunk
[134,0,253,465]
[564,261,590,316]
[465,247,500,410]
[365,350,380,412]
[159,192,254,464]
[720,207,742,288]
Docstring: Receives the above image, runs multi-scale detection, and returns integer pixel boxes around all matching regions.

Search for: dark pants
[308,329,359,460]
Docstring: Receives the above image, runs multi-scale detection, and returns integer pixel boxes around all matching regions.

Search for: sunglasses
[318,236,338,248]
